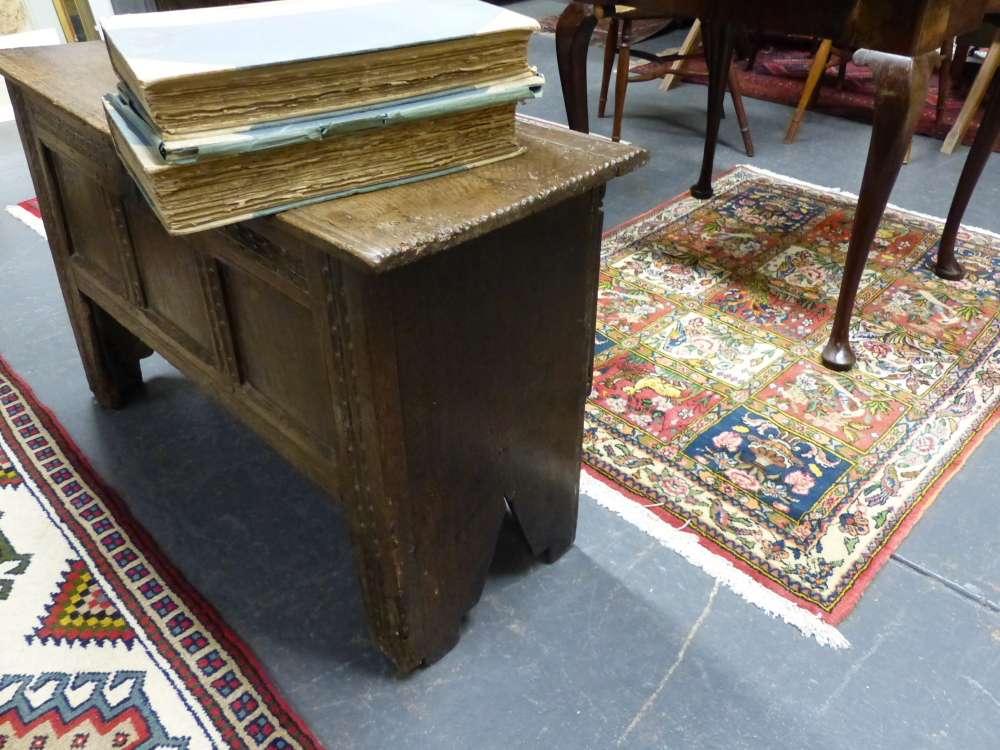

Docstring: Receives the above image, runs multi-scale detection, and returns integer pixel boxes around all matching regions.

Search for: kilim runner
[0,355,323,749]
[4,198,45,237]
[581,166,1000,646]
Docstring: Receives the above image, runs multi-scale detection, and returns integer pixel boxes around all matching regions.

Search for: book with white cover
[101,0,540,136]
[101,0,538,83]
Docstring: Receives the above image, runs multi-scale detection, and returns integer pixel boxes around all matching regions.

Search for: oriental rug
[581,166,1000,646]
[535,15,671,49]
[0,355,323,750]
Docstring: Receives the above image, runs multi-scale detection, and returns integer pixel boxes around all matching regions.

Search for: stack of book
[101,0,542,234]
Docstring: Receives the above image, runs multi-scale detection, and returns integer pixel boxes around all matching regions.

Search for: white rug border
[5,203,47,238]
[581,471,852,649]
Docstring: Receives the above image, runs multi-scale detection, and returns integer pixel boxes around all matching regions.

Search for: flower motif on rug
[587,167,1000,623]
[683,406,852,522]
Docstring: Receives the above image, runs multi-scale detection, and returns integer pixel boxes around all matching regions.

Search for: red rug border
[0,352,327,750]
[17,198,42,219]
[589,170,1000,627]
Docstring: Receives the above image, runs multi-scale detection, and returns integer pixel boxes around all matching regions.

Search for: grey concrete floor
[3,5,1000,747]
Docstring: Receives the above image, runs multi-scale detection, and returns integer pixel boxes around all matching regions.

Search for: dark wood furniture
[597,8,754,155]
[935,43,1000,279]
[0,42,648,672]
[557,0,993,372]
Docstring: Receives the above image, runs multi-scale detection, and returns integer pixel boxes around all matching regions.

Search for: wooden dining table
[556,0,997,372]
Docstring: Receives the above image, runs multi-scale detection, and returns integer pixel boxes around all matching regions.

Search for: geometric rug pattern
[0,356,323,749]
[586,167,1000,625]
[30,560,138,649]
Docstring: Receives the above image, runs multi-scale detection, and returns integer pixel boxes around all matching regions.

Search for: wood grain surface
[0,42,648,272]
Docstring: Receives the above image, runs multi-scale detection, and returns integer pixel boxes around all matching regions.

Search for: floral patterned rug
[0,354,323,749]
[584,166,1000,631]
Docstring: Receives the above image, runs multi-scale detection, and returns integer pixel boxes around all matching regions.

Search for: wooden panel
[45,146,123,294]
[192,221,309,305]
[220,261,336,446]
[125,200,216,362]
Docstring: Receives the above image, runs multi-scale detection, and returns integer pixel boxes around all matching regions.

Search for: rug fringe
[5,204,47,238]
[580,470,852,650]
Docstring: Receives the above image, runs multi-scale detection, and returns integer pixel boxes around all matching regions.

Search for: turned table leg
[821,50,935,372]
[935,71,1000,281]
[557,2,599,133]
[691,20,736,199]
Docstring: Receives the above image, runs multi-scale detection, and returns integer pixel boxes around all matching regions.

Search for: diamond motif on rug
[31,560,136,648]
[0,355,323,749]
[587,166,1000,626]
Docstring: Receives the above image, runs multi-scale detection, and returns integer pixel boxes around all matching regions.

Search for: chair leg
[951,43,971,83]
[612,19,632,142]
[942,33,1000,154]
[727,60,754,156]
[836,55,848,90]
[936,37,953,132]
[785,39,833,144]
[598,18,620,118]
[660,19,701,91]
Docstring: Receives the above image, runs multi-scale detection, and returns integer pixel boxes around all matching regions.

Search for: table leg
[86,300,151,408]
[557,2,599,133]
[5,85,151,410]
[691,20,736,199]
[935,72,1000,281]
[821,50,935,371]
[334,191,601,671]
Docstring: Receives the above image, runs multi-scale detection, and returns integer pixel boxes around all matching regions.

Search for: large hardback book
[101,0,540,137]
[105,97,526,234]
[110,73,543,163]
